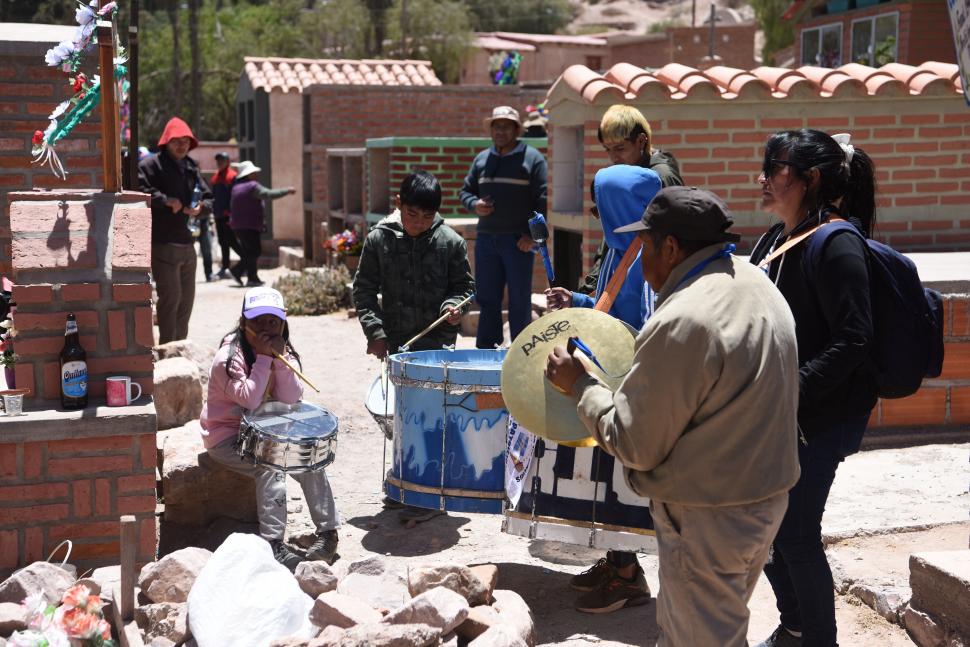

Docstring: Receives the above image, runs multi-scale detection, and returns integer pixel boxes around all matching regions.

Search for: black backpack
[804,221,945,399]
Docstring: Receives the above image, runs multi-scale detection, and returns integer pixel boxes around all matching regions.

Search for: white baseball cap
[242,287,286,320]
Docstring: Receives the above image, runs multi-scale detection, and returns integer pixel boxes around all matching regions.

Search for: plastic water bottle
[187,183,203,237]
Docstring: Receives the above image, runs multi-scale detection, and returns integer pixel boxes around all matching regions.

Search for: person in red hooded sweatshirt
[138,117,213,344]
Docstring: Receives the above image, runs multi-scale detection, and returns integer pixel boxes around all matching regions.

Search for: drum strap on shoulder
[594,238,642,314]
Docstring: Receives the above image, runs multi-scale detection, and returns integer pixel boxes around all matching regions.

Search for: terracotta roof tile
[548,61,962,106]
[243,56,441,93]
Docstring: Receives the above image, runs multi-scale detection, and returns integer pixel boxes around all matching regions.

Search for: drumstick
[272,351,321,393]
[399,293,474,352]
[242,323,321,393]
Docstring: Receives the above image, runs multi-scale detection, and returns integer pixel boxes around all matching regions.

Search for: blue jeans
[475,233,534,349]
[763,414,869,647]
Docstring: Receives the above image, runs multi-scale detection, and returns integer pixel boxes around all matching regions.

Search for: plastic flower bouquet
[323,229,362,257]
[10,583,116,647]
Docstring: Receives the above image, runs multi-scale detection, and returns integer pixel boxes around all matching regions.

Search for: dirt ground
[182,265,943,646]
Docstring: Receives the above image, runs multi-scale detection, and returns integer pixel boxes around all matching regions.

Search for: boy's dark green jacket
[353,211,476,351]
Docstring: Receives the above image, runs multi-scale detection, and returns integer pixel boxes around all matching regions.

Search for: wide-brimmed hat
[523,110,547,129]
[232,160,261,180]
[483,106,522,132]
[614,186,741,243]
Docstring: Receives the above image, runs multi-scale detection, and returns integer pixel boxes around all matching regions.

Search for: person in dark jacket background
[459,106,547,349]
[749,129,878,647]
[210,152,242,280]
[353,170,475,358]
[228,160,295,287]
[138,116,212,344]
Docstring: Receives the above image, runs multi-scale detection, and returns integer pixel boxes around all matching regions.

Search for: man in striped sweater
[460,106,548,348]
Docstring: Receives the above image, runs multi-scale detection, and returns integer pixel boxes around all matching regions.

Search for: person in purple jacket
[228,160,295,287]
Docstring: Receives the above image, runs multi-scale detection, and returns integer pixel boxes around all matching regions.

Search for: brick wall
[796,0,956,67]
[870,294,970,431]
[0,188,157,574]
[8,190,154,402]
[608,24,758,71]
[365,136,549,287]
[549,97,969,434]
[0,47,104,276]
[305,84,547,263]
[557,106,970,278]
[0,414,157,577]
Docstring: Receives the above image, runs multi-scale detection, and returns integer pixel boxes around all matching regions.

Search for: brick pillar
[8,190,154,402]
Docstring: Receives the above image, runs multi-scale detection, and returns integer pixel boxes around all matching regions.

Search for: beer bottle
[60,313,88,409]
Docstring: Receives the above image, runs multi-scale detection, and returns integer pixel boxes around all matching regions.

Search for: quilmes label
[62,360,88,397]
[65,320,78,336]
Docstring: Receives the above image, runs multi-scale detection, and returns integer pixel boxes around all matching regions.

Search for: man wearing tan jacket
[546,186,801,647]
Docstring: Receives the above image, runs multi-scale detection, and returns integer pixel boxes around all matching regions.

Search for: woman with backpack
[749,129,878,647]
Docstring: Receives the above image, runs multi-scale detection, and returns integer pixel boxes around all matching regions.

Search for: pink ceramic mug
[106,376,142,407]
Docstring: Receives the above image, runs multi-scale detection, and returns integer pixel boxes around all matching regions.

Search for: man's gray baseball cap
[614,186,741,243]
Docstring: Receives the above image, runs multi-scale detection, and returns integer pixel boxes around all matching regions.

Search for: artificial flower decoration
[9,584,116,647]
[323,229,363,256]
[33,0,126,180]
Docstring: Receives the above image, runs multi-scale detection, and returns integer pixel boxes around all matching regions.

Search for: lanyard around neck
[673,244,735,291]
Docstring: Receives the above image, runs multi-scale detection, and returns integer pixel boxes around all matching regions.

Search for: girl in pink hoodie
[200,287,340,571]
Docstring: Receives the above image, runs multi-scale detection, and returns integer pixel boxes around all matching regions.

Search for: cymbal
[501,308,636,444]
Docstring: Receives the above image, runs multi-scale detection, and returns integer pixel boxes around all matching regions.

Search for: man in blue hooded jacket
[545,164,662,613]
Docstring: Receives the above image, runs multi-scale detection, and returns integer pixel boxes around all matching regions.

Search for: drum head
[501,308,635,444]
[243,401,338,441]
[365,375,395,418]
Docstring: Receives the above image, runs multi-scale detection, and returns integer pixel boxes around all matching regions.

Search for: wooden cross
[97,2,121,193]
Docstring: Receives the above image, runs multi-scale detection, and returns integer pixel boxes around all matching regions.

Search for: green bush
[273,267,352,316]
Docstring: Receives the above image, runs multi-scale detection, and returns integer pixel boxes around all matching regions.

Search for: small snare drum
[237,401,338,473]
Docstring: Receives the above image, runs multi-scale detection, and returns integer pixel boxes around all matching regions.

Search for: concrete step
[909,550,970,641]
[278,245,306,271]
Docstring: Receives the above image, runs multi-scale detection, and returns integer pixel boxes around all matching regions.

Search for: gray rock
[338,573,410,613]
[268,638,310,647]
[135,602,190,644]
[902,604,947,647]
[138,547,212,603]
[456,605,501,641]
[295,561,338,598]
[848,583,909,623]
[0,562,75,605]
[160,423,257,526]
[148,638,177,647]
[470,626,528,647]
[0,602,27,635]
[441,632,459,647]
[408,564,489,606]
[310,591,383,629]
[155,357,203,430]
[383,586,469,634]
[311,622,439,647]
[492,590,536,647]
[346,555,387,577]
[88,565,120,603]
[155,340,216,390]
[308,626,346,646]
[468,565,498,603]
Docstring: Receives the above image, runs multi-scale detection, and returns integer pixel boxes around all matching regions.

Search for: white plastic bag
[187,533,315,647]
